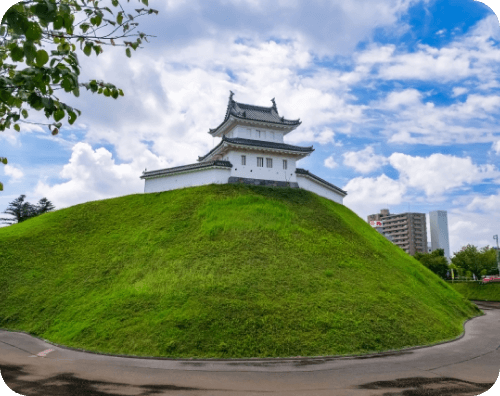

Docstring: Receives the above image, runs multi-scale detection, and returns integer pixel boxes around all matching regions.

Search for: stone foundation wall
[228,176,299,188]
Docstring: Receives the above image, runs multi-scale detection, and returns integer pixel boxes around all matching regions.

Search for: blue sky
[1,0,500,255]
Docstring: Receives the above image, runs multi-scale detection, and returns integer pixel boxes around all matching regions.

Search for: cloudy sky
[1,0,500,255]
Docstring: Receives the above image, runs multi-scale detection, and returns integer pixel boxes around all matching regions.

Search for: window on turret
[266,158,273,168]
[241,155,246,165]
[257,157,263,167]
[283,160,287,170]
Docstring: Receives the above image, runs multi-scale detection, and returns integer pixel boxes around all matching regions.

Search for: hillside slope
[0,184,478,358]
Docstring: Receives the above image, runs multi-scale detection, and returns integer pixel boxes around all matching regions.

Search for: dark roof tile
[141,160,232,179]
[198,137,313,161]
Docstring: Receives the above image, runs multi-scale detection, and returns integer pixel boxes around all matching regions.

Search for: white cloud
[492,140,500,154]
[4,164,24,181]
[466,190,500,212]
[324,155,338,169]
[448,209,500,255]
[34,143,167,209]
[343,146,388,174]
[343,174,406,216]
[389,153,500,196]
[378,89,422,110]
[452,87,468,96]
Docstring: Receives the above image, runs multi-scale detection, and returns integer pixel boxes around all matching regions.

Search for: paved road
[1,301,499,396]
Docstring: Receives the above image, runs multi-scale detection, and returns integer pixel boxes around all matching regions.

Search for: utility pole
[494,235,500,274]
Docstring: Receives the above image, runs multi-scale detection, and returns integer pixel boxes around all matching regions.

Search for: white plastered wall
[296,174,344,204]
[229,127,284,143]
[144,168,231,193]
[225,150,297,182]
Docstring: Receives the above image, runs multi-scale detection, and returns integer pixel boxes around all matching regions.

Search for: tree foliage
[414,249,449,279]
[1,194,55,224]
[0,0,158,191]
[451,244,499,277]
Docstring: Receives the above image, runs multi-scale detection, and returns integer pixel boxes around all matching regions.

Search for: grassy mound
[0,184,479,358]
[449,282,500,302]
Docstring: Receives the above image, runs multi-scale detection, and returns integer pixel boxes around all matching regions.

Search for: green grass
[448,282,500,302]
[0,184,479,358]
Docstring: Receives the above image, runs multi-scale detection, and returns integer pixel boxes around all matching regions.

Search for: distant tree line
[413,245,499,280]
[1,195,55,224]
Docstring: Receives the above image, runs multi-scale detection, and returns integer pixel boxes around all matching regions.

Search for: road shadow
[358,376,494,396]
[0,363,208,396]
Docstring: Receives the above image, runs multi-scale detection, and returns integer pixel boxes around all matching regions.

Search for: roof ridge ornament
[229,90,235,102]
[271,97,277,111]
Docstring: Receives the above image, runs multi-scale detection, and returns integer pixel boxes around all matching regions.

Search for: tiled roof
[295,168,347,196]
[209,92,301,136]
[198,137,314,161]
[140,160,232,179]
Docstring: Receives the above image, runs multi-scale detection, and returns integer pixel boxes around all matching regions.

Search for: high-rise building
[368,209,428,255]
[429,210,450,259]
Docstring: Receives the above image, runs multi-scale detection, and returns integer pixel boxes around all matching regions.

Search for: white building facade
[141,92,347,204]
[429,210,451,259]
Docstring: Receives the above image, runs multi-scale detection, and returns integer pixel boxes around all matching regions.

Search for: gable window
[283,160,287,170]
[266,158,273,168]
[241,155,246,165]
[257,157,264,167]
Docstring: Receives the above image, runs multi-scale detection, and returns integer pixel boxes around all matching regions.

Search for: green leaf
[68,110,77,125]
[72,87,80,97]
[35,50,49,67]
[25,22,43,41]
[117,12,123,25]
[14,124,20,132]
[111,89,119,99]
[1,158,7,164]
[11,45,24,62]
[142,0,149,6]
[24,42,37,65]
[126,48,131,58]
[103,88,110,97]
[83,44,92,56]
[5,8,28,35]
[61,78,72,92]
[54,109,65,121]
[63,15,72,30]
[54,15,64,30]
[51,128,59,136]
[118,89,124,96]
[112,0,119,6]
[0,182,3,191]
[21,109,28,118]
[80,23,90,33]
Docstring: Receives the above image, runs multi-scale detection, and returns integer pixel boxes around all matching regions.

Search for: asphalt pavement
[1,301,499,396]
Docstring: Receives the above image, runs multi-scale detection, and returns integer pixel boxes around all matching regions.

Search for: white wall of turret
[219,151,297,182]
[144,168,231,193]
[225,126,285,143]
[295,174,344,204]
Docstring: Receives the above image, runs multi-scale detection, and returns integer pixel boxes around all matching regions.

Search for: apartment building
[429,210,450,260]
[368,209,428,255]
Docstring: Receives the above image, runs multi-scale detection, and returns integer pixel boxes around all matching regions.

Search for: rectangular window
[283,160,287,170]
[266,158,273,168]
[241,155,246,165]
[257,157,263,167]
[256,130,261,139]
